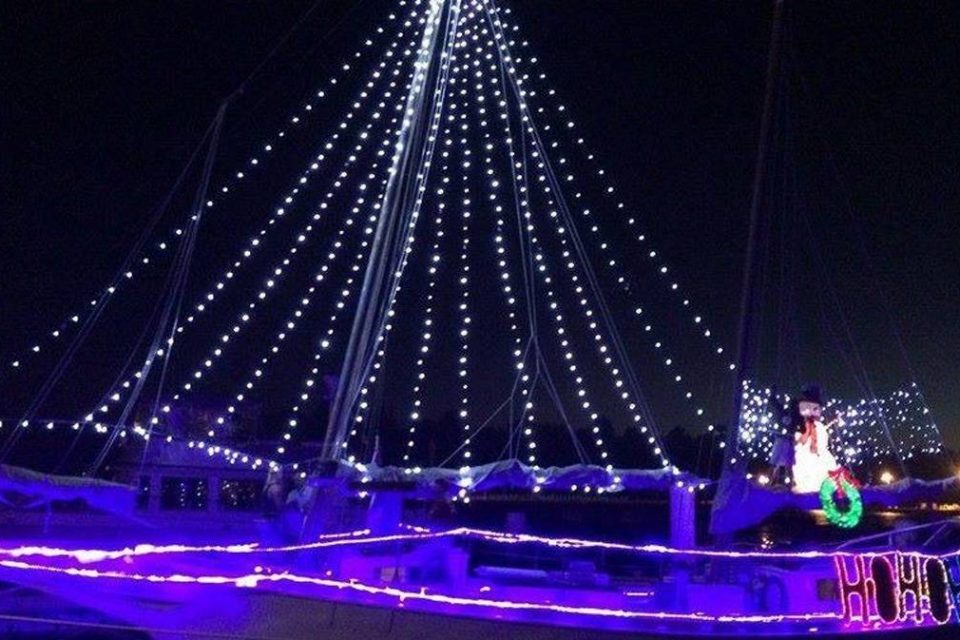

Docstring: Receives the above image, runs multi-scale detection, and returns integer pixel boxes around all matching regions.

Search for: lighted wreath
[820,468,863,529]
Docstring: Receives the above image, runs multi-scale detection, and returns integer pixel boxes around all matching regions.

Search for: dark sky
[2,1,959,450]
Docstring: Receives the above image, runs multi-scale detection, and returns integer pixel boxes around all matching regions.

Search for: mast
[321,0,462,460]
[710,0,787,535]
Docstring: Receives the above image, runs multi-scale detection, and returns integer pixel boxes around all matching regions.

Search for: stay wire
[483,0,668,465]
[0,118,216,465]
[796,190,908,476]
[90,99,231,476]
[788,42,945,449]
[137,102,232,476]
[483,14,546,455]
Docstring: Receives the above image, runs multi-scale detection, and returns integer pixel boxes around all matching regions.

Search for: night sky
[2,0,958,455]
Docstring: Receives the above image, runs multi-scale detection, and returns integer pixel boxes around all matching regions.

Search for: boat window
[160,477,208,511]
[219,478,261,511]
[136,476,151,510]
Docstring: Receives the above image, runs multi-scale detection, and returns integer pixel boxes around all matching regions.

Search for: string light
[8,521,960,566]
[462,17,539,465]
[484,2,739,443]
[400,105,455,463]
[454,28,478,466]
[2,0,424,378]
[0,555,844,627]
[278,131,404,455]
[342,1,473,467]
[480,0,672,468]
[343,0,462,467]
[182,75,408,418]
[198,142,395,452]
[736,381,942,476]
[202,1,450,465]
[9,0,438,473]
[494,3,735,371]
[83,8,433,454]
[479,0,714,443]
[6,527,959,630]
[6,0,943,486]
[209,2,456,465]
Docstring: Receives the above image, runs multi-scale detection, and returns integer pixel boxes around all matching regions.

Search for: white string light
[195,144,396,450]
[462,8,541,465]
[411,3,603,470]
[186,6,447,464]
[175,71,418,402]
[3,0,423,378]
[83,11,432,439]
[341,2,472,467]
[13,0,941,488]
[400,133,449,463]
[340,0,460,469]
[478,0,732,440]
[481,0,671,469]
[737,381,942,477]
[278,153,400,454]
[453,20,487,466]
[454,140,476,462]
[47,3,436,472]
[494,3,735,371]
[493,1,942,482]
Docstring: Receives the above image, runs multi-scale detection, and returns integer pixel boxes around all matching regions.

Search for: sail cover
[326,459,705,495]
[0,464,135,514]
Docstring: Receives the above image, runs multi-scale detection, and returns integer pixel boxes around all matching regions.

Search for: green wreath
[819,476,863,528]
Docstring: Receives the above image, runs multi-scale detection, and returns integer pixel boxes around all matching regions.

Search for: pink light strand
[0,558,843,625]
[3,525,954,563]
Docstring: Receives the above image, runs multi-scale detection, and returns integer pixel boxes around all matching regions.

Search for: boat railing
[834,516,960,552]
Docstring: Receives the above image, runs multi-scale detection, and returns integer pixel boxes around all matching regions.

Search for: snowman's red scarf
[799,417,819,454]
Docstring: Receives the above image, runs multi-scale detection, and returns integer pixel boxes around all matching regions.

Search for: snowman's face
[798,401,822,420]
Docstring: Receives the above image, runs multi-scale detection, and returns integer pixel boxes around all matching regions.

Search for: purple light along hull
[1,528,957,639]
[1,573,956,640]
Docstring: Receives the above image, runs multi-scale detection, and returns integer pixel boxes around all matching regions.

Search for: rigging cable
[788,43,944,448]
[495,44,544,460]
[0,120,214,465]
[88,97,232,476]
[323,0,463,458]
[482,1,669,466]
[796,194,908,476]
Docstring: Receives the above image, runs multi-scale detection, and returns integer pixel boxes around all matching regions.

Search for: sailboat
[1,0,957,638]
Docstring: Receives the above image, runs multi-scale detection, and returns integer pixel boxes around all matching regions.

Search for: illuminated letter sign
[834,552,955,627]
[836,555,872,624]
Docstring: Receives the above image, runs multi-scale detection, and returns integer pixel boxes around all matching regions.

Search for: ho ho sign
[834,552,958,627]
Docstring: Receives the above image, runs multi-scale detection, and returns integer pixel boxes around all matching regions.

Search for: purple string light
[3,525,956,564]
[0,558,843,625]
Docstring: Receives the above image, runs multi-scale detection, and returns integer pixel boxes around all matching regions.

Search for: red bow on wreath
[828,467,860,500]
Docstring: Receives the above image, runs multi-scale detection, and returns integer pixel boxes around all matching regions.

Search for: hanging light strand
[482,0,728,437]
[2,0,423,379]
[494,2,735,372]
[339,0,463,467]
[462,6,543,465]
[82,12,431,436]
[482,3,620,464]
[278,123,403,456]
[478,0,680,468]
